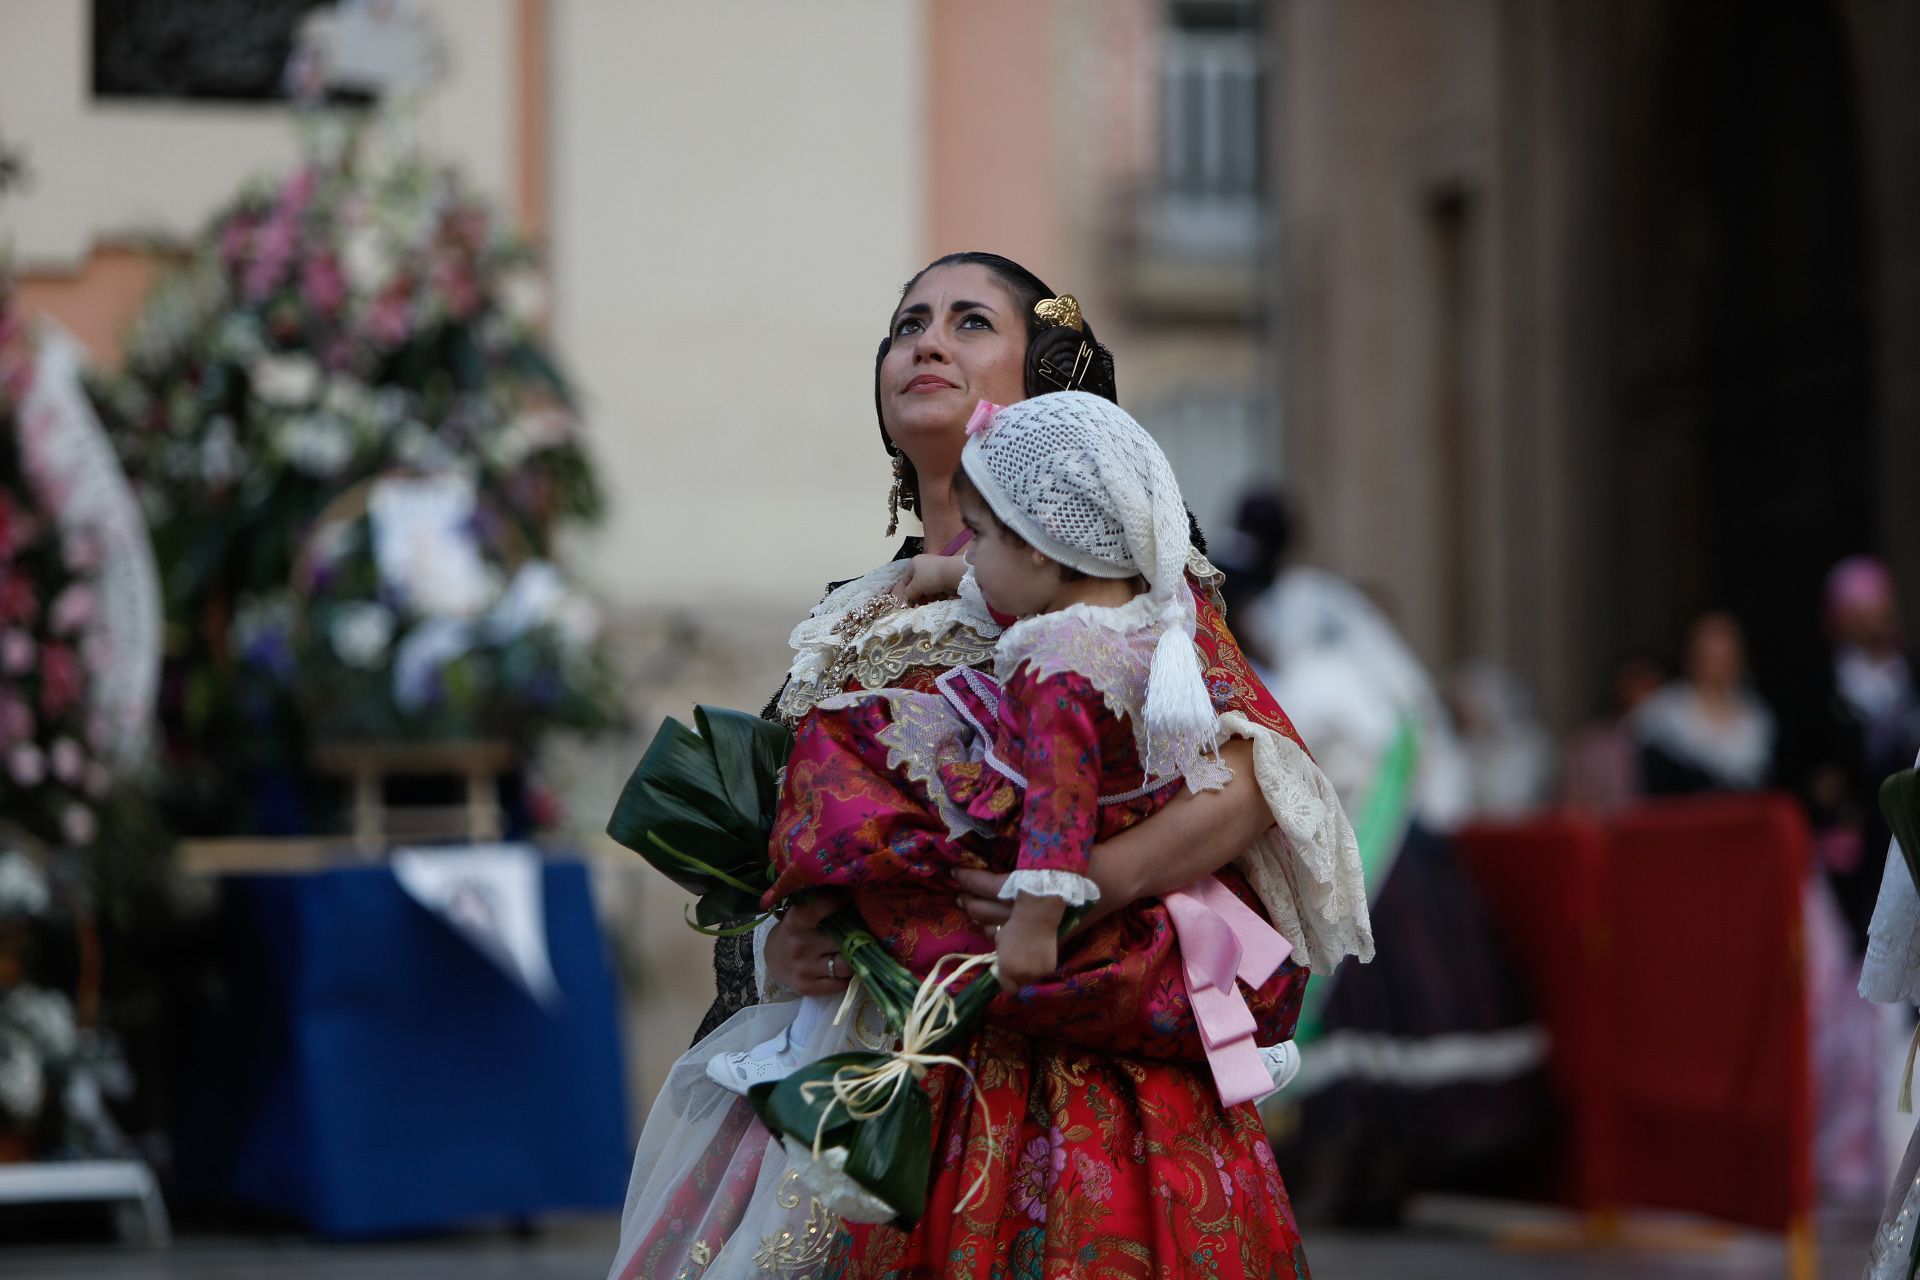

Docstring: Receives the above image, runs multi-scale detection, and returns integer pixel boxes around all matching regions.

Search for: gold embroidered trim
[753,1169,836,1274]
[777,626,998,721]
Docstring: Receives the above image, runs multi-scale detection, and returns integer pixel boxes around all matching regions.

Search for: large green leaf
[605,716,760,888]
[1882,769,1920,895]
[845,1084,931,1227]
[748,1052,875,1150]
[695,705,792,838]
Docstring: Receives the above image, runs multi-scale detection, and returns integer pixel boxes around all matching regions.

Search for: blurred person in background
[1231,489,1553,1226]
[1632,611,1776,795]
[1632,608,1882,1201]
[1559,650,1669,813]
[1783,556,1920,954]
[1447,659,1555,820]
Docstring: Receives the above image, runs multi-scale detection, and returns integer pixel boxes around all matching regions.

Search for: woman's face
[1687,614,1746,692]
[880,263,1030,449]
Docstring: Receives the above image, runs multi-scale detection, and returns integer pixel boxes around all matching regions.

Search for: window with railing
[1154,0,1265,256]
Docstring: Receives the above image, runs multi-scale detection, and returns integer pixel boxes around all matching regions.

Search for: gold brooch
[1033,294,1083,332]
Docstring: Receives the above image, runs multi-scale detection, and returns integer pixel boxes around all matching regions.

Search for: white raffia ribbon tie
[798,949,1000,1213]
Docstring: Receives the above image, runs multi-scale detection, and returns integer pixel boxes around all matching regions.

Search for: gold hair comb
[1033,294,1083,332]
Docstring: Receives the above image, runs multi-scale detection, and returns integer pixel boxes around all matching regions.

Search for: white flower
[212,313,267,362]
[7,744,46,787]
[329,602,396,669]
[0,852,50,917]
[200,416,245,488]
[780,1137,898,1224]
[323,376,376,422]
[488,562,565,642]
[49,737,84,784]
[251,354,323,407]
[0,1038,45,1123]
[497,269,547,325]
[61,804,97,848]
[342,224,394,295]
[279,414,356,478]
[6,987,78,1060]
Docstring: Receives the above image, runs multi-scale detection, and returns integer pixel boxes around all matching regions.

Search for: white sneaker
[1257,1041,1301,1099]
[705,1030,804,1096]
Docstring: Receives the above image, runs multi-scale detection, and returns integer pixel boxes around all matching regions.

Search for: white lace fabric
[1218,709,1374,974]
[997,869,1103,906]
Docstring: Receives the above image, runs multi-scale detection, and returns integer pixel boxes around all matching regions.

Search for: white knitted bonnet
[959,391,1219,776]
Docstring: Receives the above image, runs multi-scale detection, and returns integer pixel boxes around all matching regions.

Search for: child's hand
[891,553,967,603]
[993,895,1065,988]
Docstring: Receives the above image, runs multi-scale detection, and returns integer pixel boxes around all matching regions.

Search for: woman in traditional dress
[613,253,1367,1279]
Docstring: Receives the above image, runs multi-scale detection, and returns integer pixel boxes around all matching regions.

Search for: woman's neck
[914,475,965,553]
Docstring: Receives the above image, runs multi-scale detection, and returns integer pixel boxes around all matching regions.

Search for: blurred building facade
[1271,0,1920,729]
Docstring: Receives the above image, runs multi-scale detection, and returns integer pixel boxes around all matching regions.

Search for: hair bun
[1025,323,1118,404]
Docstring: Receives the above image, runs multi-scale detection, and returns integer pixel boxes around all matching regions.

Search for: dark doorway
[1605,0,1876,705]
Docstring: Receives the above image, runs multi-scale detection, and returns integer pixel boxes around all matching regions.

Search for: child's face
[958,484,1063,619]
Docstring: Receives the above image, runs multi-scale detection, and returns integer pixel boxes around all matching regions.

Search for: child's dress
[767,591,1297,1067]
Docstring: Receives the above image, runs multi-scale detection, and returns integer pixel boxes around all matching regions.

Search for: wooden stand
[309,740,517,854]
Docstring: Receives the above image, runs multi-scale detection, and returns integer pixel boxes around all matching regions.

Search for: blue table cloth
[174,859,630,1238]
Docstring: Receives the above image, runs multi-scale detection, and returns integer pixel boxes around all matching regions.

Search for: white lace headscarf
[959,391,1219,782]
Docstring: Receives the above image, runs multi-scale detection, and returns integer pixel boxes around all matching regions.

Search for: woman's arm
[955,736,1272,927]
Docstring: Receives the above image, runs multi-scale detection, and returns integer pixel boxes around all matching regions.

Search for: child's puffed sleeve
[997,667,1105,906]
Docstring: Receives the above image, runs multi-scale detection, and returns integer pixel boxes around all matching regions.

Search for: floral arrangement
[90,120,616,832]
[0,285,114,854]
[0,843,132,1160]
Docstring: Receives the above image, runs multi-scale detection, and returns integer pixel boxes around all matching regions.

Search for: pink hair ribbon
[964,400,1002,437]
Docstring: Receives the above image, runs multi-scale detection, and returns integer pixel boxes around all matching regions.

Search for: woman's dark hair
[875,252,1118,522]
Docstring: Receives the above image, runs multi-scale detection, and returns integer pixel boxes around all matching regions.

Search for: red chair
[1603,795,1815,1258]
[1456,815,1613,1209]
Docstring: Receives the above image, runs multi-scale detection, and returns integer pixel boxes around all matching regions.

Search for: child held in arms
[711,391,1302,1104]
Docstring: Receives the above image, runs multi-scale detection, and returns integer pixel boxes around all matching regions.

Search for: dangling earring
[885,453,907,536]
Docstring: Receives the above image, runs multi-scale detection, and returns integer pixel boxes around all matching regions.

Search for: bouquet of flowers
[289,471,619,742]
[606,705,1050,1225]
[0,288,114,855]
[90,117,614,832]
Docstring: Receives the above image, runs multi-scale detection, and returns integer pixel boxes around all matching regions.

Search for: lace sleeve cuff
[753,913,797,1003]
[996,869,1102,906]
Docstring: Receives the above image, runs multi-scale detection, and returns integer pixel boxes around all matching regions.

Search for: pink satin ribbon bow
[964,399,1003,436]
[1163,875,1294,1107]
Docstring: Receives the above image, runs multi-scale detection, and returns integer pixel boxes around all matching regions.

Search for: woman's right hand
[762,894,851,997]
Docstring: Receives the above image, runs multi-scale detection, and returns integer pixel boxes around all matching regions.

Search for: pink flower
[49,737,83,784]
[0,574,33,627]
[368,290,412,346]
[61,803,97,848]
[244,214,300,302]
[39,645,82,719]
[1,629,35,675]
[49,585,94,636]
[62,531,101,572]
[0,694,31,747]
[301,252,347,314]
[1072,1152,1114,1203]
[7,743,45,786]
